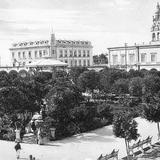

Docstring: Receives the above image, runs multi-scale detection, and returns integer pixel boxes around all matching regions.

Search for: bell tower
[50,32,57,58]
[151,3,160,42]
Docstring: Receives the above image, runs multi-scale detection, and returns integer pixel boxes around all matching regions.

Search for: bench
[128,136,152,157]
[97,149,119,160]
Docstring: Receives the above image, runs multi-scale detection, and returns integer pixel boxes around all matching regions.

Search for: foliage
[113,112,139,141]
[142,75,160,96]
[0,87,29,114]
[93,54,108,65]
[112,78,129,94]
[77,70,100,93]
[69,67,88,84]
[96,103,113,123]
[99,68,128,93]
[0,71,10,87]
[129,77,143,98]
[141,101,160,123]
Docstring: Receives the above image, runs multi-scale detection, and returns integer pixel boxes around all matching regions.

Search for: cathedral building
[9,34,93,68]
[108,3,160,71]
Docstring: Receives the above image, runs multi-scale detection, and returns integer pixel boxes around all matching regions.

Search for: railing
[97,149,119,160]
[128,136,152,157]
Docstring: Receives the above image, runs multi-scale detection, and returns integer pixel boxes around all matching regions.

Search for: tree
[93,54,108,65]
[45,79,83,138]
[129,77,143,99]
[99,68,128,93]
[142,101,160,139]
[142,75,160,103]
[77,70,100,94]
[96,103,113,124]
[0,87,28,114]
[112,78,129,95]
[69,67,88,84]
[0,71,9,87]
[113,112,139,160]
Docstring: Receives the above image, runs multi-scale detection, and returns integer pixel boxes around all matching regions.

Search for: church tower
[50,33,57,58]
[151,3,160,42]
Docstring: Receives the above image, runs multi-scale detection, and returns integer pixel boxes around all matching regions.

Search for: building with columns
[10,34,93,68]
[108,3,160,71]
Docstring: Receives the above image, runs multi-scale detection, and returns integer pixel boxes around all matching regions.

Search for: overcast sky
[0,0,158,65]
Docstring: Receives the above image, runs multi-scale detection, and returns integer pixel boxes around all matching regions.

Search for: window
[83,60,86,66]
[83,50,86,57]
[151,53,156,62]
[141,53,146,63]
[23,52,25,59]
[152,33,156,41]
[129,54,135,64]
[35,51,37,58]
[87,50,90,57]
[79,60,81,66]
[18,52,21,59]
[75,60,77,66]
[112,55,118,65]
[65,50,67,57]
[28,51,31,59]
[78,50,81,57]
[59,50,63,57]
[39,51,42,57]
[70,60,73,67]
[74,51,77,57]
[12,52,15,58]
[120,55,125,65]
[88,60,90,66]
[43,50,46,55]
[70,50,73,57]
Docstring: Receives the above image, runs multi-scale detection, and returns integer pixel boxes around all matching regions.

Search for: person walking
[14,141,21,159]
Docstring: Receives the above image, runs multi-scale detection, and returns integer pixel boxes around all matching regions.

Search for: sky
[0,0,159,65]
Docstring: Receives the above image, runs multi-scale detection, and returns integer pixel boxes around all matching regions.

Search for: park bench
[97,149,119,160]
[128,136,152,157]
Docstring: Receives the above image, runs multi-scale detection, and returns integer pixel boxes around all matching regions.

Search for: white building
[10,34,93,68]
[108,3,160,71]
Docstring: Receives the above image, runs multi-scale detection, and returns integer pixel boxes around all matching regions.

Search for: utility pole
[125,43,127,70]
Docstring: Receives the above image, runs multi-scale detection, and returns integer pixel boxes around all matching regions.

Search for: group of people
[14,109,46,159]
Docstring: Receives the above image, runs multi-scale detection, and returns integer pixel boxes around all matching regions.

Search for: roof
[26,58,68,67]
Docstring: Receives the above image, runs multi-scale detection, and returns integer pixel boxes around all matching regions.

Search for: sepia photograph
[0,0,160,160]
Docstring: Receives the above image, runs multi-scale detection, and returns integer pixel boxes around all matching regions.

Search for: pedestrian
[31,120,36,134]
[14,141,21,159]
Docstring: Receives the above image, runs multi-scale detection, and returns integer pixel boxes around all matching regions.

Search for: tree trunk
[157,122,160,140]
[125,138,129,160]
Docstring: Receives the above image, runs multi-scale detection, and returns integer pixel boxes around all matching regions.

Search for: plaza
[0,118,159,160]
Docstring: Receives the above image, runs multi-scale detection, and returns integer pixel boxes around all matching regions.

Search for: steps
[22,133,37,144]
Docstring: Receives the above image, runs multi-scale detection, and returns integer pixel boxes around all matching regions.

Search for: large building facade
[108,3,160,71]
[10,34,93,67]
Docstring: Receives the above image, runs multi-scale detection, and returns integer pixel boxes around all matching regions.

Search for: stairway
[22,133,37,144]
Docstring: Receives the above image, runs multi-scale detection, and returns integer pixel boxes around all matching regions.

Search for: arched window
[152,33,156,41]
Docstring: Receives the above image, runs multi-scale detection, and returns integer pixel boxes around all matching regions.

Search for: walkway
[0,118,158,160]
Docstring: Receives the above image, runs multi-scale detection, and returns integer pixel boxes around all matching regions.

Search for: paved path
[0,118,158,160]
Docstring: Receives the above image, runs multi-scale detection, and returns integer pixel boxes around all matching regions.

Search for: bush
[2,130,15,141]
